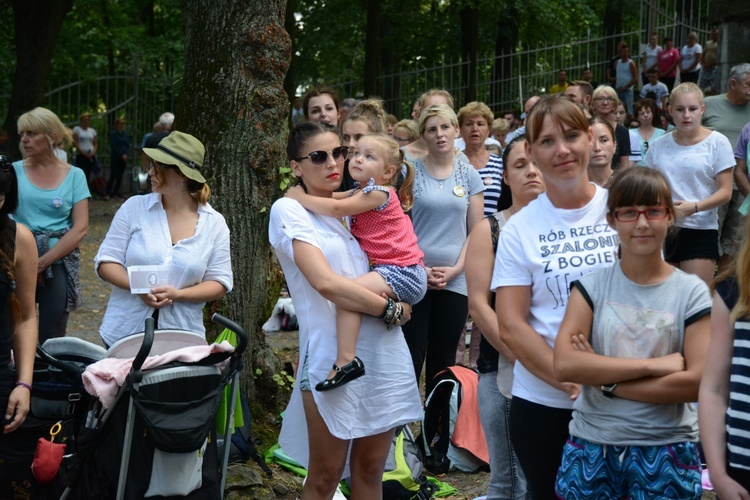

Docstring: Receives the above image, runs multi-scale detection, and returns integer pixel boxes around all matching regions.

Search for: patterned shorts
[373,264,427,305]
[555,436,702,499]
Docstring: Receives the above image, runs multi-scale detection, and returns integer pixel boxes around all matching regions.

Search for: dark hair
[588,116,616,141]
[496,134,528,211]
[606,167,675,219]
[634,99,661,128]
[302,87,340,119]
[0,156,20,319]
[286,121,339,161]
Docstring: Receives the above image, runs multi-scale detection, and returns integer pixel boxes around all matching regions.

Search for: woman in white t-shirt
[680,32,703,84]
[72,113,98,183]
[644,83,734,285]
[491,95,619,499]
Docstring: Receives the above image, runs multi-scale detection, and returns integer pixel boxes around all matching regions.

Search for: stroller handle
[131,317,155,384]
[211,313,249,356]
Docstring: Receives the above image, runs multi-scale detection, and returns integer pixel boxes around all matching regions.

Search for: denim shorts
[373,264,427,304]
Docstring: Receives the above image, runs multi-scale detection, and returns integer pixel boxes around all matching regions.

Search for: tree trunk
[363,0,380,98]
[603,0,624,84]
[710,1,750,93]
[2,0,73,160]
[283,0,298,128]
[180,0,290,402]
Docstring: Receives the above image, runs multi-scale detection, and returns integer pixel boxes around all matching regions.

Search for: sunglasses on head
[295,146,349,165]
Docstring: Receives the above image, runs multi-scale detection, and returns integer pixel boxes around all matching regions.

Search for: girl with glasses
[553,166,711,499]
[643,82,735,286]
[286,133,426,391]
[270,121,421,498]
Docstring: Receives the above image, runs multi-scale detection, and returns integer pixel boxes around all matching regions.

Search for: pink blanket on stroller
[82,341,235,408]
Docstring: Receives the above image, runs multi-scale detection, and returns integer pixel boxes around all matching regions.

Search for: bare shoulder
[15,222,35,248]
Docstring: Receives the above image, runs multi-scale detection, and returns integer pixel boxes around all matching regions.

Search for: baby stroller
[0,337,106,499]
[58,313,248,499]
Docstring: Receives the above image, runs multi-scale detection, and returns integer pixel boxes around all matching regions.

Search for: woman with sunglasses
[94,131,232,348]
[270,122,421,498]
[591,85,632,170]
[0,156,38,437]
[553,167,710,499]
[402,104,484,395]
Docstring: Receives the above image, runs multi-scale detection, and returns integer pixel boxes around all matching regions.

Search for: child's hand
[285,185,305,200]
[649,352,685,377]
[571,333,595,353]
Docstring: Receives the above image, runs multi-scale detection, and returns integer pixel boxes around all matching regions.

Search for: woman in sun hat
[94,131,233,347]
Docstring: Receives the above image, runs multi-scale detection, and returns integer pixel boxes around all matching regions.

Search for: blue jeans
[478,371,527,499]
[618,88,634,115]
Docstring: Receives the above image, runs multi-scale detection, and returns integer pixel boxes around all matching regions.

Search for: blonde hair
[392,119,419,142]
[418,104,459,135]
[17,107,73,149]
[151,162,212,204]
[491,118,510,134]
[720,214,750,322]
[670,82,704,105]
[360,133,415,211]
[592,85,620,107]
[457,101,494,128]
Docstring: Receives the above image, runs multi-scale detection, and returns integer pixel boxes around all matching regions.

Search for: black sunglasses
[295,146,349,165]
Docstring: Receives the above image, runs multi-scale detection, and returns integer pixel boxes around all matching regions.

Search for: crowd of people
[272,57,750,498]
[1,29,750,500]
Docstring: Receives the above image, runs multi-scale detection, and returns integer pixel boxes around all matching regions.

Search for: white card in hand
[128,265,183,294]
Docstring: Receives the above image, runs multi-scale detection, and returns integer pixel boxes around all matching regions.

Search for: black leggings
[402,289,467,395]
[509,396,572,500]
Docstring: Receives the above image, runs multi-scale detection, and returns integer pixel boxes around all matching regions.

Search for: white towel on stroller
[82,341,235,409]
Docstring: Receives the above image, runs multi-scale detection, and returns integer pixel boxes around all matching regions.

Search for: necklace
[424,155,453,189]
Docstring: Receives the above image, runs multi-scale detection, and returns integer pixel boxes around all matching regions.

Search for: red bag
[31,422,65,483]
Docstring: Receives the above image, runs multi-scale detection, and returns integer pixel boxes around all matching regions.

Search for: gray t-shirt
[568,263,711,446]
[410,157,484,296]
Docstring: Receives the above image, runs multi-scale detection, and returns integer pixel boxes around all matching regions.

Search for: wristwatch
[601,383,618,398]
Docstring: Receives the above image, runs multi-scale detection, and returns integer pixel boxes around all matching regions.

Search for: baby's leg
[334,271,395,360]
[321,272,395,388]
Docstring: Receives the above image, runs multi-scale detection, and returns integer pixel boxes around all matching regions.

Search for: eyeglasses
[613,206,669,222]
[594,97,615,102]
[294,146,349,165]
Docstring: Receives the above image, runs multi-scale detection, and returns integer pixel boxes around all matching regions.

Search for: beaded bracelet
[379,298,404,330]
[16,382,32,392]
